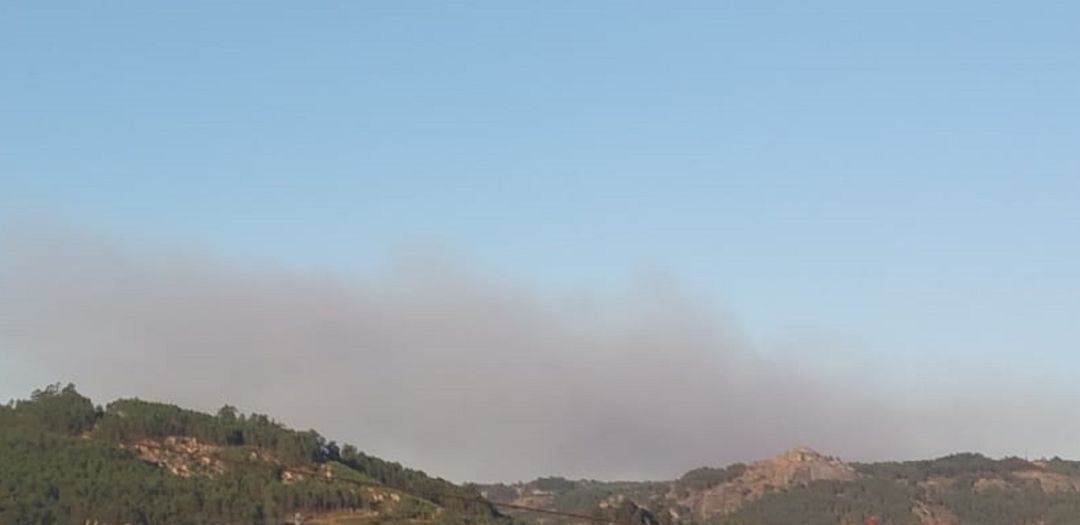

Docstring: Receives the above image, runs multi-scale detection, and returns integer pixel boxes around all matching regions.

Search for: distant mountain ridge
[9,384,1080,524]
[476,447,1080,525]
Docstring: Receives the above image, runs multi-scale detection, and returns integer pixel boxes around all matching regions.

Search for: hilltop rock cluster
[684,446,856,517]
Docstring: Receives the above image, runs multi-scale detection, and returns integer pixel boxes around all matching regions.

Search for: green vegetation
[532,477,579,493]
[0,384,505,525]
[552,482,663,514]
[938,484,1080,525]
[1042,457,1080,478]
[853,452,1036,484]
[718,454,1080,525]
[481,453,1080,525]
[720,479,919,525]
[677,464,747,492]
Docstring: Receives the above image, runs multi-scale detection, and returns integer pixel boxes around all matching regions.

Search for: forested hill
[477,448,1080,525]
[0,384,506,525]
[12,385,1080,525]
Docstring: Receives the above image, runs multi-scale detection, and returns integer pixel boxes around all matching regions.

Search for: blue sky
[2,2,1080,460]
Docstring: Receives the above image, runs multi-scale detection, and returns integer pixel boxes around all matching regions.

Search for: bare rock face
[128,436,225,477]
[685,447,856,518]
[753,446,857,486]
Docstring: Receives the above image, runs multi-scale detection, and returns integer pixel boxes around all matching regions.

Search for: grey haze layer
[0,224,1075,482]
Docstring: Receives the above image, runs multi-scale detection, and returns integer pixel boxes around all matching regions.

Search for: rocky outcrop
[128,436,225,477]
[742,446,856,486]
[684,446,856,517]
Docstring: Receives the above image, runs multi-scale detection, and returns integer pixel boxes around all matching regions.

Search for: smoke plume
[1,223,1076,481]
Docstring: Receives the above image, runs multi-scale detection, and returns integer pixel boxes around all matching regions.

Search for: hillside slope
[0,384,507,525]
[11,383,1080,525]
[478,448,1080,525]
